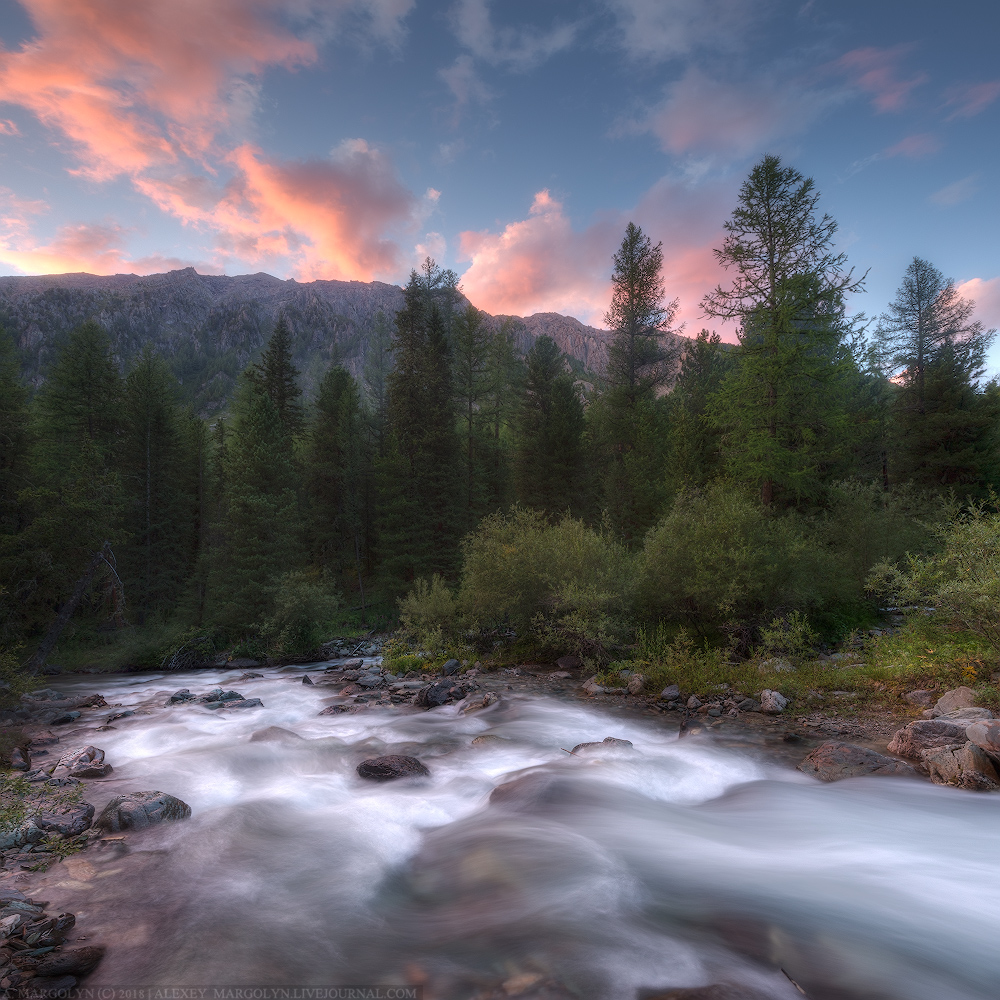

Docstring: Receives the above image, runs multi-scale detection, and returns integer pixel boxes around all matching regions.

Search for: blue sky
[0,0,997,365]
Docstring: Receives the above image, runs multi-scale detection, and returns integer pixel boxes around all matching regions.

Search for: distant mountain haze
[0,268,684,416]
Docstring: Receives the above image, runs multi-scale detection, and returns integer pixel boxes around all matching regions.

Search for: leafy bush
[458,508,632,645]
[398,574,459,650]
[754,611,818,660]
[636,484,829,631]
[872,501,1000,651]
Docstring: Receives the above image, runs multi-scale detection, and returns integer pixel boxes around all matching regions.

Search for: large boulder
[35,801,95,837]
[966,720,1000,757]
[95,791,192,832]
[921,743,1000,791]
[441,658,461,676]
[556,654,582,671]
[887,719,968,758]
[414,680,467,708]
[356,755,429,781]
[797,741,918,782]
[52,745,112,779]
[759,689,788,714]
[939,707,992,723]
[31,946,105,978]
[924,686,977,718]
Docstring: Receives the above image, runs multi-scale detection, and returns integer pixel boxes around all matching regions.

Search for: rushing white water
[31,665,1000,1000]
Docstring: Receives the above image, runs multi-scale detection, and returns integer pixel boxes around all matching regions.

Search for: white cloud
[930,174,980,206]
[450,0,578,70]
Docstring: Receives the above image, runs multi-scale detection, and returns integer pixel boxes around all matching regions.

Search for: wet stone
[797,741,918,782]
[356,755,430,781]
[95,791,192,832]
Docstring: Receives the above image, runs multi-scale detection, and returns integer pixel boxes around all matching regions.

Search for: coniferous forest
[2,155,999,683]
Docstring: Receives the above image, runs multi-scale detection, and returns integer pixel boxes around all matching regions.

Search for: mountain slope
[0,267,680,415]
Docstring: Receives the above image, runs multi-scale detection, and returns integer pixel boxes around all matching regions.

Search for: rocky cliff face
[0,267,681,415]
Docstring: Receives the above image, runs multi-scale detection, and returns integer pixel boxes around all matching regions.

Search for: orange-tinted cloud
[0,0,419,279]
[956,277,1000,332]
[943,81,1000,120]
[458,178,736,335]
[835,46,926,113]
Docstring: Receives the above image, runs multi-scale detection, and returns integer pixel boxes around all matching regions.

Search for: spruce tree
[248,314,305,436]
[208,378,304,631]
[512,336,585,517]
[305,365,364,577]
[875,258,997,491]
[594,222,680,542]
[703,155,864,505]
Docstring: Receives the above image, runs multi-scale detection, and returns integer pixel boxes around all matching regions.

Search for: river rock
[686,695,702,710]
[198,688,243,704]
[35,800,95,837]
[95,791,192,832]
[641,985,775,999]
[471,734,511,747]
[31,946,105,978]
[939,707,992,722]
[759,689,788,714]
[53,745,112,779]
[356,755,430,781]
[556,654,583,671]
[904,689,936,707]
[887,719,968,758]
[9,746,30,770]
[627,674,646,695]
[461,692,500,713]
[301,674,314,685]
[582,676,604,695]
[219,697,263,710]
[737,698,761,712]
[167,689,196,704]
[415,681,467,708]
[0,820,44,851]
[441,658,461,676]
[797,741,918,782]
[239,671,264,680]
[660,684,680,700]
[570,736,634,754]
[921,742,1000,791]
[356,672,385,689]
[249,726,304,743]
[342,658,364,669]
[966,720,1000,757]
[925,686,977,718]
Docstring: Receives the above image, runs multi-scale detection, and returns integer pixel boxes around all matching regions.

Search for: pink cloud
[883,133,941,158]
[0,119,20,136]
[643,68,831,160]
[458,177,738,336]
[943,80,1000,119]
[0,0,419,280]
[835,46,926,113]
[956,277,1000,331]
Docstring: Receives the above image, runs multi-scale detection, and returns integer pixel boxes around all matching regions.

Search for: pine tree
[665,330,732,492]
[0,330,30,539]
[875,258,997,491]
[119,349,199,621]
[248,314,305,436]
[594,222,681,542]
[208,378,304,631]
[512,336,585,516]
[305,365,364,577]
[380,269,461,584]
[703,154,865,505]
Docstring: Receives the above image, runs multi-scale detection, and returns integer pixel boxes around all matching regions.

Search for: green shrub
[870,501,1000,652]
[398,574,458,650]
[636,484,829,631]
[458,507,632,644]
[754,611,818,661]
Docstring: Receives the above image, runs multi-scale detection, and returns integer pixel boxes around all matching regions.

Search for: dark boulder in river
[95,791,192,832]
[797,741,918,782]
[356,755,430,781]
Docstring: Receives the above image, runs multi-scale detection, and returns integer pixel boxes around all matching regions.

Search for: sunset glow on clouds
[0,0,997,366]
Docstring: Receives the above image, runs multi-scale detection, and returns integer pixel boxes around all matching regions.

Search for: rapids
[27,665,1000,1000]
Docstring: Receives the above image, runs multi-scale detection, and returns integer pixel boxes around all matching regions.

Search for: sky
[0,0,998,366]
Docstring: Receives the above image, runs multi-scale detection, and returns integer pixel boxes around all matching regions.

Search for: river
[22,664,1000,1000]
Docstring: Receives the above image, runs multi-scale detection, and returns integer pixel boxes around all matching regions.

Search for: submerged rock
[249,726,304,743]
[415,680,468,708]
[167,689,196,704]
[356,755,430,781]
[797,741,918,782]
[31,946,105,978]
[95,790,192,832]
[571,736,634,755]
[461,691,500,713]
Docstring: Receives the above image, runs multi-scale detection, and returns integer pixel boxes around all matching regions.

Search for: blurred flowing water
[34,667,1000,1000]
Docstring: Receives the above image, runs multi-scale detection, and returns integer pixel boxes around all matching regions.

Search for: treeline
[1,154,998,670]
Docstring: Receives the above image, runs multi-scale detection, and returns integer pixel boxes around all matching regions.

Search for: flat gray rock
[797,741,918,782]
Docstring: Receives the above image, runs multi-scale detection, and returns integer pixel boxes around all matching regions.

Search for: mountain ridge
[0,267,679,415]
